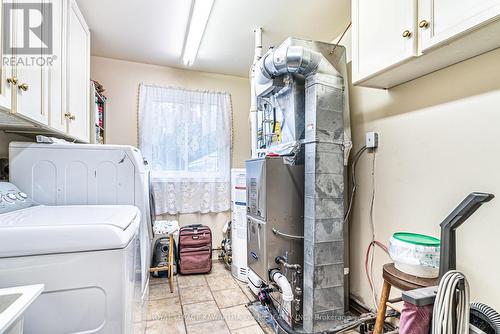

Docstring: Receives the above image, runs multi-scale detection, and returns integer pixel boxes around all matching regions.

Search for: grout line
[177,280,213,306]
[232,323,261,332]
[231,276,267,333]
[205,271,233,332]
[179,275,223,330]
[181,299,214,306]
[235,279,251,303]
[235,277,257,303]
[176,276,189,334]
[168,267,266,333]
[223,274,265,332]
[175,266,258,332]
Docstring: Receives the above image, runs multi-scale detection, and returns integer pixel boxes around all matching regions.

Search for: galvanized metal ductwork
[252,38,351,333]
[303,69,346,333]
[254,39,352,164]
[256,46,322,83]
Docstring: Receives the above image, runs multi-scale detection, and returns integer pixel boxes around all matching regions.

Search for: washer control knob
[18,192,28,199]
[3,195,14,203]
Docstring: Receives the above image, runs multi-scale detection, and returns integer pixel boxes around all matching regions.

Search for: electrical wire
[369,245,376,309]
[369,151,376,242]
[346,146,389,311]
[368,151,378,309]
[365,241,389,311]
[344,145,368,224]
[432,271,470,334]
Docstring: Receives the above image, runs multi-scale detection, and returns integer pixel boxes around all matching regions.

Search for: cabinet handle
[7,77,18,86]
[419,20,430,29]
[18,83,29,91]
[402,30,412,38]
[64,112,76,121]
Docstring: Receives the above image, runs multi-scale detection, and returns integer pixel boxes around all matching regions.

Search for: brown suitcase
[178,224,212,274]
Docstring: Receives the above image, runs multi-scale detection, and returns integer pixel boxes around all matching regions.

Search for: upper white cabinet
[353,0,500,88]
[419,0,500,52]
[0,0,90,142]
[0,0,13,112]
[49,0,67,132]
[66,0,90,142]
[352,0,417,83]
[11,0,49,125]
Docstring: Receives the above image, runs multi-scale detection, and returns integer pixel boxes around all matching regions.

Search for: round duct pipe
[256,45,323,85]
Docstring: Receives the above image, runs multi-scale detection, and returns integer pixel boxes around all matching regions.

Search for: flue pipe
[249,27,263,158]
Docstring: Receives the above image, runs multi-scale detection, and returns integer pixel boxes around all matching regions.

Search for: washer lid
[0,205,140,258]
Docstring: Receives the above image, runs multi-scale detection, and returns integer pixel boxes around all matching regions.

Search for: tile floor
[146,261,264,334]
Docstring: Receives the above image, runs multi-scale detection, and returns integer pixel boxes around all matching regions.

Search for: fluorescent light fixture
[182,0,215,66]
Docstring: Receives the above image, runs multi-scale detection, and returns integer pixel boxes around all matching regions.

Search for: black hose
[470,303,500,333]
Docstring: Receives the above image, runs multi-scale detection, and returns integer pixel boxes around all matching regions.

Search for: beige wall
[91,56,251,248]
[344,42,500,308]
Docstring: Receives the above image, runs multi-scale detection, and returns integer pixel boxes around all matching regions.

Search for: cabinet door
[352,0,417,84]
[66,0,90,142]
[12,0,48,125]
[15,67,47,125]
[0,0,12,112]
[419,0,500,53]
[48,0,67,132]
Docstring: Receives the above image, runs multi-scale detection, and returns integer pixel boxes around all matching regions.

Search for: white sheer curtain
[138,84,232,215]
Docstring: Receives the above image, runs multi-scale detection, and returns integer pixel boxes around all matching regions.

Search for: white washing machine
[0,182,141,334]
[9,142,154,319]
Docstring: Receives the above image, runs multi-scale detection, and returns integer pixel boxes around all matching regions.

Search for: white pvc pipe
[249,81,258,158]
[249,27,263,159]
[271,270,294,325]
[254,27,263,61]
[271,271,293,302]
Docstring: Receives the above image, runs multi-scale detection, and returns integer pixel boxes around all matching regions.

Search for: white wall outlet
[366,132,379,149]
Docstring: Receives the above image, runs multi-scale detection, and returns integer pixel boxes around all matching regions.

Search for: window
[151,102,220,178]
[138,84,232,214]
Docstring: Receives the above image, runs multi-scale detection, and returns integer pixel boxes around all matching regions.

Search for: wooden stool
[149,233,175,293]
[373,263,438,334]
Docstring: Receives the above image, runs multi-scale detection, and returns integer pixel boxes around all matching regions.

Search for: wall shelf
[91,80,107,144]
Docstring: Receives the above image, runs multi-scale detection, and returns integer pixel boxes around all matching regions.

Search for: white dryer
[9,142,154,310]
[0,182,142,334]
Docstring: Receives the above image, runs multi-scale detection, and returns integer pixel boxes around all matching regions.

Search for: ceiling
[77,0,351,77]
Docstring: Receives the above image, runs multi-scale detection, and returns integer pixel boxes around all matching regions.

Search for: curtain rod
[140,83,230,96]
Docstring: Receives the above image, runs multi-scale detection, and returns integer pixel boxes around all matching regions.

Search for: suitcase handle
[183,224,205,234]
[185,224,203,228]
